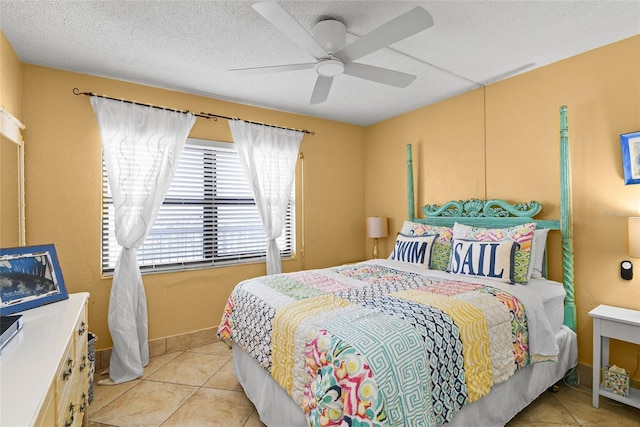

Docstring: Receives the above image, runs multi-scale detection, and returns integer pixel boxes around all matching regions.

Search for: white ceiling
[1,1,639,126]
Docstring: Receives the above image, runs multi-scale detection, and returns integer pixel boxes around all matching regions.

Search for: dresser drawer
[57,397,77,427]
[75,315,88,359]
[75,389,89,426]
[75,304,89,387]
[33,381,56,427]
[55,339,75,411]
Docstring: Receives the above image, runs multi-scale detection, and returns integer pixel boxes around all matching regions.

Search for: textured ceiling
[1,1,639,126]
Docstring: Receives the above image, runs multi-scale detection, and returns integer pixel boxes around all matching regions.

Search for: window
[102,138,295,274]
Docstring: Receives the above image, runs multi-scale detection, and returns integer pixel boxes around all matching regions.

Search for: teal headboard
[406,106,576,331]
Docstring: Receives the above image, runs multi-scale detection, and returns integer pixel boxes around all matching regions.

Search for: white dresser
[1,292,90,426]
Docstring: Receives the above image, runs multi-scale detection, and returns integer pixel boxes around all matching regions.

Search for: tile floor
[88,342,640,426]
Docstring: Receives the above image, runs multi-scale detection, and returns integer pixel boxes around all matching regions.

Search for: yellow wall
[0,31,23,247]
[366,35,640,380]
[3,28,640,379]
[17,65,365,349]
[0,31,22,115]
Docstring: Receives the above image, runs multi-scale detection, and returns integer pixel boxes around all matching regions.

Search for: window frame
[101,138,296,275]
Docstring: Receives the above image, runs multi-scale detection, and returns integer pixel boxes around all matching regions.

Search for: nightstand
[588,304,640,409]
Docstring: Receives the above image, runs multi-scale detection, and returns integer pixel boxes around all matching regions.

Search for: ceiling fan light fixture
[315,58,344,77]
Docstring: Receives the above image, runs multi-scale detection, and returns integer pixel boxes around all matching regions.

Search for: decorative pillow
[529,228,550,279]
[453,222,536,284]
[390,233,438,267]
[449,238,520,284]
[400,221,453,271]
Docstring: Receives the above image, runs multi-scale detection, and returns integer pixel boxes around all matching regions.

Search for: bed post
[407,144,416,221]
[560,106,577,331]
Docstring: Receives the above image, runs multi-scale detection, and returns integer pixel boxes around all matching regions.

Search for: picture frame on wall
[0,244,68,315]
[621,131,640,185]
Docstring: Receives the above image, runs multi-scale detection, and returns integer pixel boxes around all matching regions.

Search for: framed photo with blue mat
[0,244,68,315]
[621,131,640,185]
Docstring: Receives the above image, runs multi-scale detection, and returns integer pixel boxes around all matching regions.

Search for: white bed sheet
[233,326,577,427]
[525,278,566,334]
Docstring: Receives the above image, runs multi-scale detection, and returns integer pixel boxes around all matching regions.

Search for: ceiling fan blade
[253,2,328,60]
[335,6,434,62]
[310,76,333,104]
[343,62,416,88]
[229,62,316,75]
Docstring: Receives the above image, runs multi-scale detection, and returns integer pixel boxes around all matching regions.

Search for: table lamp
[367,216,388,259]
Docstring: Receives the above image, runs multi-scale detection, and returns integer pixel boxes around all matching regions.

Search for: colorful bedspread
[218,261,541,427]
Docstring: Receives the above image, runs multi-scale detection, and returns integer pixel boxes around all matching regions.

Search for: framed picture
[621,131,640,185]
[0,244,68,315]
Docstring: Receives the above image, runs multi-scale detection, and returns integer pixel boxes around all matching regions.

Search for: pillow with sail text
[449,238,520,284]
[453,222,536,284]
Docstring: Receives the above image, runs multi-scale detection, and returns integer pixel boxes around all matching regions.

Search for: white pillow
[449,238,520,284]
[528,228,550,279]
[390,234,437,267]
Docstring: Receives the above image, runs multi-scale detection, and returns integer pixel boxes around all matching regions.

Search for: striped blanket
[218,261,545,427]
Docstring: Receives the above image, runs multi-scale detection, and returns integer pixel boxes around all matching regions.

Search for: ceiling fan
[230,2,434,104]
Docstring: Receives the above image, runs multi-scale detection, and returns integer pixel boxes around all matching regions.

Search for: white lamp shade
[367,216,388,238]
[629,217,640,258]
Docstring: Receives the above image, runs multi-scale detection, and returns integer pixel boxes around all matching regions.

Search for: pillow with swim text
[390,233,437,267]
[400,221,452,271]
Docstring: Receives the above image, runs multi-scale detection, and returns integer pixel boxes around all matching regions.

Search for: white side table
[588,304,640,409]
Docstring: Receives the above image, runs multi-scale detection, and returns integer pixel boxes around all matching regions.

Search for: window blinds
[102,139,294,273]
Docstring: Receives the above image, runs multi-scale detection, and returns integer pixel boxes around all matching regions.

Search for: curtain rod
[72,88,315,135]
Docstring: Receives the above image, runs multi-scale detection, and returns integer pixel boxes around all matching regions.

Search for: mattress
[233,325,578,427]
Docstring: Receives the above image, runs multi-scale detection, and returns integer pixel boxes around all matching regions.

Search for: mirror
[0,106,25,247]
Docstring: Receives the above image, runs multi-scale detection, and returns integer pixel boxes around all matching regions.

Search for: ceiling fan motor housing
[312,19,346,54]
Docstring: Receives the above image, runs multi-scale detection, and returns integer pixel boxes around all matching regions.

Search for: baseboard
[95,326,218,371]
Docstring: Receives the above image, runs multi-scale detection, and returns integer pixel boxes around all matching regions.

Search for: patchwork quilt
[217,261,554,427]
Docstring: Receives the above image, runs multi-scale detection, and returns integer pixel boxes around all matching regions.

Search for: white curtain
[229,120,303,275]
[91,97,195,384]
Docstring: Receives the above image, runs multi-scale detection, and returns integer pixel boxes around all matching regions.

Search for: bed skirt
[232,325,577,427]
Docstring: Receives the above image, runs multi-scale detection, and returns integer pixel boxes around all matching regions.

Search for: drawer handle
[64,403,75,427]
[79,355,87,372]
[62,367,73,381]
[78,321,87,336]
[80,392,87,412]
